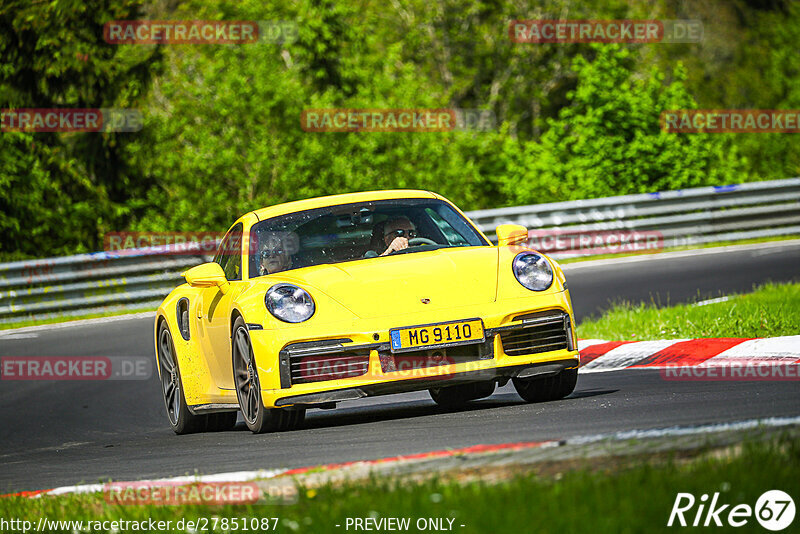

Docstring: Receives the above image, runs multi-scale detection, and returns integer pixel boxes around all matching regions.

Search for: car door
[196,223,243,390]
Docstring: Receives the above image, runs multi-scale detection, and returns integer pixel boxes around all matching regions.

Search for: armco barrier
[468,177,800,249]
[1,178,798,324]
[0,250,212,324]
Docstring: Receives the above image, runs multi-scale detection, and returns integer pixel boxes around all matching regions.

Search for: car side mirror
[183,262,230,294]
[495,224,529,247]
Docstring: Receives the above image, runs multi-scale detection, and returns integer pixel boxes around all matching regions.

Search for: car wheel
[429,380,496,407]
[232,317,305,433]
[158,321,208,434]
[512,367,578,403]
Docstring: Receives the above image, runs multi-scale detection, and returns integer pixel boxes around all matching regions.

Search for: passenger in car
[259,232,293,275]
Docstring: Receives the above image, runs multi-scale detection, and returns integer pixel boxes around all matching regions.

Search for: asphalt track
[1,241,799,492]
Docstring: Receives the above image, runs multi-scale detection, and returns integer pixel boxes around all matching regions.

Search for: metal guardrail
[0,250,212,324]
[469,177,800,245]
[1,178,798,324]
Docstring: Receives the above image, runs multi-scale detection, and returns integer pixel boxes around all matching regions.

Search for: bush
[502,45,744,205]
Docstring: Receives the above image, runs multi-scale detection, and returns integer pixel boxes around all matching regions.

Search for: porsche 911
[154,190,579,433]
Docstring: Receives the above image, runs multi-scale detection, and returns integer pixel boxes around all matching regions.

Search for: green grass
[0,306,157,331]
[577,282,800,340]
[558,235,800,264]
[1,436,797,533]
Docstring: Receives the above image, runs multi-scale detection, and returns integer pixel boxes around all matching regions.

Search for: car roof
[251,190,439,221]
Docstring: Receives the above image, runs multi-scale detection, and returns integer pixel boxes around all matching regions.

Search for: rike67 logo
[668,490,795,531]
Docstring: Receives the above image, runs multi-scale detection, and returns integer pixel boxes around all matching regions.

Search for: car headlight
[265,284,315,323]
[512,252,553,291]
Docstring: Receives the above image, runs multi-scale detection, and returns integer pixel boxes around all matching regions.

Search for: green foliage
[125,0,515,231]
[0,0,161,258]
[502,45,744,205]
[645,0,800,182]
[0,0,797,259]
[0,132,104,259]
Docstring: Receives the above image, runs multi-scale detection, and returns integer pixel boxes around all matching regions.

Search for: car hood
[283,246,499,319]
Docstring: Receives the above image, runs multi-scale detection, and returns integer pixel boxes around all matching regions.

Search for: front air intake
[291,351,370,384]
[499,312,571,356]
[279,338,372,387]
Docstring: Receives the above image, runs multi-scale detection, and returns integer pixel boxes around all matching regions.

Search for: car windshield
[249,198,489,277]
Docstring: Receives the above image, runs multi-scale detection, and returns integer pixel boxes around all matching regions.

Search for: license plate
[390,318,484,353]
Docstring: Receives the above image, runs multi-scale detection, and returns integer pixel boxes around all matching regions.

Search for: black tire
[429,380,496,407]
[513,367,578,403]
[232,317,305,433]
[157,321,208,434]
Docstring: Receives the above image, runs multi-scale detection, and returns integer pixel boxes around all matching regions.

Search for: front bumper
[250,289,579,408]
[274,359,578,407]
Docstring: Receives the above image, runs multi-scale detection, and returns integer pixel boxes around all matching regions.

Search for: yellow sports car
[154,190,579,433]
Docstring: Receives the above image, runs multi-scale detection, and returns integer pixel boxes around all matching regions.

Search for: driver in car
[379,216,417,256]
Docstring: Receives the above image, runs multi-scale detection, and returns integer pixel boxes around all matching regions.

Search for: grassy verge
[1,435,796,533]
[558,234,800,264]
[0,306,157,331]
[577,282,800,340]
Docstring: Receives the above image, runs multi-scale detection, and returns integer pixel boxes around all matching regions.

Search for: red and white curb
[577,336,800,373]
[5,415,800,500]
[3,442,558,499]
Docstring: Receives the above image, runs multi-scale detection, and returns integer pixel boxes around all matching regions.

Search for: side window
[214,223,243,281]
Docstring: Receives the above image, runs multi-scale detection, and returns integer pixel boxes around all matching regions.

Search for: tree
[0,0,161,258]
[501,45,744,205]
